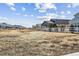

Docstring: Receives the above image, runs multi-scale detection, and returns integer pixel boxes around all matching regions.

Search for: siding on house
[70,12,79,32]
[43,19,70,32]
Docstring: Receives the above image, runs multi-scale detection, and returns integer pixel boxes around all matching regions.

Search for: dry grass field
[0,29,79,56]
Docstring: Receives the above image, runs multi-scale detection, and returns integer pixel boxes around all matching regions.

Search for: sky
[0,3,79,28]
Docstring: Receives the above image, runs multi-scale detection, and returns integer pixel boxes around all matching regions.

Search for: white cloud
[22,7,26,11]
[35,3,57,13]
[6,3,16,11]
[6,3,15,7]
[3,17,8,20]
[42,3,57,9]
[10,7,16,11]
[0,17,9,23]
[37,13,58,21]
[31,15,34,17]
[67,4,72,8]
[38,9,46,13]
[0,17,2,19]
[37,16,51,21]
[14,13,28,17]
[37,12,67,21]
[15,13,21,16]
[0,17,8,20]
[59,15,66,19]
[24,14,27,17]
[35,3,41,9]
[61,11,65,14]
[67,11,71,14]
[46,13,58,18]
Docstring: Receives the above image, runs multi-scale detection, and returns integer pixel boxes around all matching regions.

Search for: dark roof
[50,19,70,24]
[42,21,54,26]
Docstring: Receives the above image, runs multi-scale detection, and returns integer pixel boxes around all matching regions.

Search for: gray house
[70,12,79,32]
[34,19,70,32]
[41,19,70,32]
[50,19,70,32]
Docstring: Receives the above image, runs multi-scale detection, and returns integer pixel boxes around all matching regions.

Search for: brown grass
[0,29,79,56]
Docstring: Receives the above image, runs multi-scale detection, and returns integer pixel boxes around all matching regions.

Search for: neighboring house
[33,19,70,32]
[50,19,70,32]
[70,12,79,32]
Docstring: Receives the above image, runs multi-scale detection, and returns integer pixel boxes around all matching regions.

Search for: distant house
[0,23,12,29]
[0,23,26,29]
[70,12,79,32]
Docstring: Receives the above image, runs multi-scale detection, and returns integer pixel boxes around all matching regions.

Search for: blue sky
[0,3,79,27]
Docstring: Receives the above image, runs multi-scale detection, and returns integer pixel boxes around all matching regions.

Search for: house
[32,12,79,32]
[50,19,70,32]
[41,19,70,32]
[41,21,53,31]
[41,21,57,31]
[70,12,79,32]
[33,19,70,32]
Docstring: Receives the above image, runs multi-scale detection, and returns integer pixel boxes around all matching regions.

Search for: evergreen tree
[48,23,57,32]
[69,24,75,33]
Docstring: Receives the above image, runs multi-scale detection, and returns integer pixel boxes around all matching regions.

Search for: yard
[0,29,79,56]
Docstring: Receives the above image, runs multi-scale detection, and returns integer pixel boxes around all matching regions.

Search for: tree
[61,25,65,32]
[69,24,75,33]
[48,23,57,32]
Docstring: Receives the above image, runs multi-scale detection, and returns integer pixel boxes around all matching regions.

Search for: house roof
[42,21,54,26]
[50,19,70,24]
